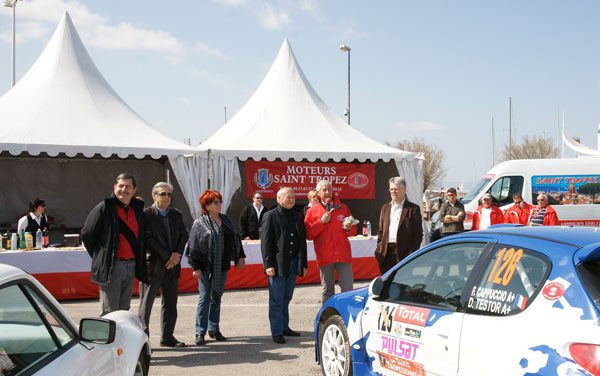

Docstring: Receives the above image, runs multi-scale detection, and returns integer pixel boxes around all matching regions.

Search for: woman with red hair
[186,189,246,345]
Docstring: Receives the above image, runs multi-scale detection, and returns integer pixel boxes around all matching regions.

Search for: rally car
[0,263,151,376]
[314,225,600,375]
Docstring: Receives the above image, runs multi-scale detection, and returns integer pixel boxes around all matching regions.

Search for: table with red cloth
[0,237,379,301]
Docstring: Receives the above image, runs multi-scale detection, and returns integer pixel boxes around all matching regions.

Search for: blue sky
[1,0,599,189]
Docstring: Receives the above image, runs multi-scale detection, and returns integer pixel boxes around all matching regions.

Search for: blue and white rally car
[0,263,151,376]
[314,226,600,376]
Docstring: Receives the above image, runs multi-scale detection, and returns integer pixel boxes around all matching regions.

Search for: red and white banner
[245,160,375,199]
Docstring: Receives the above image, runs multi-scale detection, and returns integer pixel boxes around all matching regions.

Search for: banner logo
[348,172,369,189]
[254,169,274,189]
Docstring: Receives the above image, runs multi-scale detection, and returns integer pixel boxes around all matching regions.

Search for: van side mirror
[80,318,116,344]
[370,277,384,298]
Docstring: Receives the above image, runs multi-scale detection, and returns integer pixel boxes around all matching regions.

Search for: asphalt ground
[61,281,369,376]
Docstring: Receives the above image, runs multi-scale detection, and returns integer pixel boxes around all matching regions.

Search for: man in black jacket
[138,182,188,347]
[260,187,308,344]
[81,173,148,316]
[239,191,269,239]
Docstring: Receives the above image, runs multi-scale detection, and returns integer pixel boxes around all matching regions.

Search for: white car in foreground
[0,263,151,376]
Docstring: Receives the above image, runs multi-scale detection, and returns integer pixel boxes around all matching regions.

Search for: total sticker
[542,282,565,300]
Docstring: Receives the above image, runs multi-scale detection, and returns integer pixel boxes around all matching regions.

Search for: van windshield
[461,177,492,204]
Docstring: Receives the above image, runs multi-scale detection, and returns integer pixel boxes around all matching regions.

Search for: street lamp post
[339,44,351,125]
[4,0,18,87]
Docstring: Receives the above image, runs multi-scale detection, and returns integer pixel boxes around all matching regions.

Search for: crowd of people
[433,189,560,238]
[75,172,561,349]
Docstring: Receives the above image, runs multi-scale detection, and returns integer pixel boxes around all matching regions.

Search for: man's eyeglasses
[212,200,222,205]
[254,197,263,200]
[156,192,173,197]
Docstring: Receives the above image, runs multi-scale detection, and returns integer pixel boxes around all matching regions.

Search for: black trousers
[378,243,399,275]
[138,261,180,340]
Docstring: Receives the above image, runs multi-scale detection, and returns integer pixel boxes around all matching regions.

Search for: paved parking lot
[61,282,368,376]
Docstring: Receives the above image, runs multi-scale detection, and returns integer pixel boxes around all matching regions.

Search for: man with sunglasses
[239,191,269,240]
[505,193,533,225]
[529,193,560,226]
[137,182,189,347]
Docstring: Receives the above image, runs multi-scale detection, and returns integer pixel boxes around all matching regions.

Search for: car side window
[466,244,550,316]
[385,243,487,310]
[488,176,524,206]
[0,282,75,375]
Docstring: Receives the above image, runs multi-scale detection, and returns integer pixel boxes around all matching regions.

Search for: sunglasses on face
[156,192,173,197]
[254,197,263,200]
[212,200,222,205]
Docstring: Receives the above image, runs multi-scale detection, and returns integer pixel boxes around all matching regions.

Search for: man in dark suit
[260,187,308,344]
[375,176,423,274]
[138,182,189,347]
[239,191,269,239]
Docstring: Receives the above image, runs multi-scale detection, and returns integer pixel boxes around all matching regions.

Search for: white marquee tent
[0,12,200,228]
[194,39,423,216]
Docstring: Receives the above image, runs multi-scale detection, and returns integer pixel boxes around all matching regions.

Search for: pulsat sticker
[542,282,565,300]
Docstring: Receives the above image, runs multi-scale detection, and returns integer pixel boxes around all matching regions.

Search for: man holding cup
[305,179,357,304]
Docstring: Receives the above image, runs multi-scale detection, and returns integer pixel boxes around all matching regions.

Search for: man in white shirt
[375,177,423,274]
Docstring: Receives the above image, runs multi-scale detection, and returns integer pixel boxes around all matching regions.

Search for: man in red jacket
[529,193,560,226]
[504,193,533,225]
[471,193,504,230]
[305,179,357,304]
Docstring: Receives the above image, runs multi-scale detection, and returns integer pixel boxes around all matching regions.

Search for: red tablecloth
[0,237,379,300]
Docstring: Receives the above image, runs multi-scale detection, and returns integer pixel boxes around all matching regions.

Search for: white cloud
[212,0,250,6]
[395,121,444,132]
[193,41,228,60]
[258,3,289,30]
[0,0,186,60]
[299,0,319,14]
[335,21,369,41]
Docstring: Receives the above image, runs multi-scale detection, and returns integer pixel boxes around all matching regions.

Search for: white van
[461,158,600,229]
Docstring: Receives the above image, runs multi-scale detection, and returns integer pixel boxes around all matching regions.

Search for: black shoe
[160,337,186,348]
[272,335,286,344]
[195,333,205,346]
[208,330,227,341]
[283,328,301,337]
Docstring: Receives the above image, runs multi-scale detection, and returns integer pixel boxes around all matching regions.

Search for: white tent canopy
[198,39,423,211]
[200,39,420,163]
[0,11,197,159]
[0,12,203,225]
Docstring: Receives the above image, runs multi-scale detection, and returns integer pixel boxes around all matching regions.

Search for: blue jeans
[195,270,228,335]
[268,258,298,337]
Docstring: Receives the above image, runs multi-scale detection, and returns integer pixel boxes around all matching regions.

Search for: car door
[459,243,551,375]
[361,242,488,376]
[0,280,116,376]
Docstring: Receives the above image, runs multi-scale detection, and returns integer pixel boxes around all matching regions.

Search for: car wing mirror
[369,277,384,298]
[80,318,116,344]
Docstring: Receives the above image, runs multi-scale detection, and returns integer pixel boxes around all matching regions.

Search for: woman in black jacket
[186,189,246,346]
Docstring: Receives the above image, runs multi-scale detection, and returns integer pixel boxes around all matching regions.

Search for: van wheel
[319,315,352,376]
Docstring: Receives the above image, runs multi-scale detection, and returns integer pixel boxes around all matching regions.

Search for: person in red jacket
[471,193,504,230]
[304,179,357,304]
[529,193,560,226]
[504,193,533,225]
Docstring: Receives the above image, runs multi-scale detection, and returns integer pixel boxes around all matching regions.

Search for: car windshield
[461,177,492,204]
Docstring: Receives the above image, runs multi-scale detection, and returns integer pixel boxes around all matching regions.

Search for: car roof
[455,225,600,248]
[0,263,29,285]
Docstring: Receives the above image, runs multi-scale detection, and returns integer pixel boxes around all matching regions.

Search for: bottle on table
[366,220,372,237]
[19,229,26,249]
[35,229,43,250]
[11,233,18,250]
[25,232,33,250]
[362,220,368,236]
[42,227,49,248]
